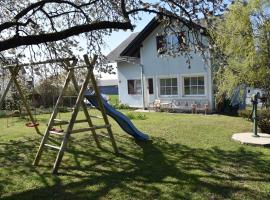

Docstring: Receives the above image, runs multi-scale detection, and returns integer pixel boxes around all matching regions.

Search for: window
[127,79,141,95]
[184,76,205,95]
[156,32,186,54]
[159,78,178,95]
[165,34,179,51]
[148,78,153,94]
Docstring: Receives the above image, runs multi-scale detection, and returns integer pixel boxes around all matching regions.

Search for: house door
[145,78,154,106]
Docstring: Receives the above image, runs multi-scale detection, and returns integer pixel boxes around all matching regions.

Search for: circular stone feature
[232,133,270,147]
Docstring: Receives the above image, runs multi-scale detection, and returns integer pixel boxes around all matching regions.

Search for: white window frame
[158,76,179,97]
[182,74,207,97]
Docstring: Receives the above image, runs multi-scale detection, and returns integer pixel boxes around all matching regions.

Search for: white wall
[117,62,143,107]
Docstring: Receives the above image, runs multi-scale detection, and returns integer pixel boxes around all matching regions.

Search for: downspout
[139,63,146,109]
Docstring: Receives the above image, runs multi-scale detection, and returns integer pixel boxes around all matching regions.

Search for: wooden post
[0,67,20,110]
[84,55,119,154]
[8,67,42,135]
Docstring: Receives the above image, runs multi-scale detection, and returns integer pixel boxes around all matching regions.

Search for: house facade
[107,18,214,111]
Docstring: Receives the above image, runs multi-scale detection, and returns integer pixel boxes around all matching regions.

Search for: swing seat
[26,122,39,127]
[50,127,64,133]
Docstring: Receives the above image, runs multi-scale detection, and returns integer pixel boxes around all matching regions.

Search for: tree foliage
[0,0,229,64]
[211,0,270,101]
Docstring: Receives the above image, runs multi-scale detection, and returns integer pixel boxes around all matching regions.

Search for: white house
[107,18,214,111]
[246,87,265,106]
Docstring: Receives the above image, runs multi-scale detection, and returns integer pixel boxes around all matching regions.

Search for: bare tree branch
[0,21,133,51]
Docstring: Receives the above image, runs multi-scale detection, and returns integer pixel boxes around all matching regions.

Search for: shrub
[0,111,7,118]
[126,112,147,120]
[126,112,136,120]
[258,110,270,134]
[238,109,252,120]
[113,103,130,110]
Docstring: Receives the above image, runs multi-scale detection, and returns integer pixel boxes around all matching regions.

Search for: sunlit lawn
[1,109,270,200]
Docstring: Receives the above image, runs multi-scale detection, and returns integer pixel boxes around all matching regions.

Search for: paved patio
[232,132,270,147]
[134,109,155,112]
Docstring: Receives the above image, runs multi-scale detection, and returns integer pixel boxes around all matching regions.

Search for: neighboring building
[246,87,265,106]
[107,18,214,111]
[97,79,118,95]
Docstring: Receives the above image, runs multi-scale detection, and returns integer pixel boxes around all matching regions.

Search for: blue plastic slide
[84,94,149,141]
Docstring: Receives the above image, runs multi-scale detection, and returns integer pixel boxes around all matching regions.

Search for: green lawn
[108,95,119,105]
[1,110,270,200]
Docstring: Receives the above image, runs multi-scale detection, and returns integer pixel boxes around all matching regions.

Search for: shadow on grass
[1,135,270,199]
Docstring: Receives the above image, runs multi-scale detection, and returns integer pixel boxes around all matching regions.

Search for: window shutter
[156,35,166,54]
[148,78,153,94]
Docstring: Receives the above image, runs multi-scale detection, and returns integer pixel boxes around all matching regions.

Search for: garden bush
[258,110,270,134]
[238,109,252,120]
[126,112,136,120]
[126,112,147,120]
[0,111,7,118]
[113,103,130,110]
[239,109,270,134]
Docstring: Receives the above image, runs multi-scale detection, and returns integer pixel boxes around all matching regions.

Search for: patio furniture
[149,99,161,111]
[171,99,209,113]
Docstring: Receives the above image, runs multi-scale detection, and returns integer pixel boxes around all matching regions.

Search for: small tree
[35,75,62,108]
[211,0,270,107]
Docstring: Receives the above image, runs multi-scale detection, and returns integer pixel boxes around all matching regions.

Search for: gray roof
[106,32,139,62]
[106,17,208,62]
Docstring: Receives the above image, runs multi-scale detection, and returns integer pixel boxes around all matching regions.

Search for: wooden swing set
[1,54,119,174]
[0,57,76,133]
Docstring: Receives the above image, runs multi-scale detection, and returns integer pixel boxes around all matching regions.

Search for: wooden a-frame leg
[84,55,119,154]
[8,67,42,135]
[0,79,13,109]
[33,70,73,166]
[0,67,20,109]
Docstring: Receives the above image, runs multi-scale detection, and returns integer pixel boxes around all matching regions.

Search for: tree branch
[0,21,133,52]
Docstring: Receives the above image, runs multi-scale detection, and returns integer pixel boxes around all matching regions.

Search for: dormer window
[156,32,186,54]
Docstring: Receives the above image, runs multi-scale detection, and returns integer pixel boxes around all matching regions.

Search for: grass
[108,95,119,105]
[1,110,270,199]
